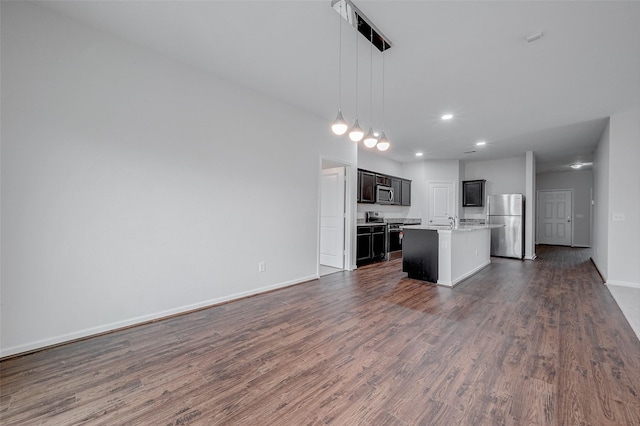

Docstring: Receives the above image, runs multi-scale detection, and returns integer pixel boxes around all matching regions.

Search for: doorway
[319,160,350,276]
[427,181,456,225]
[537,190,573,246]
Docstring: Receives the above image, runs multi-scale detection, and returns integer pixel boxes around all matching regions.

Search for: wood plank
[1,245,639,425]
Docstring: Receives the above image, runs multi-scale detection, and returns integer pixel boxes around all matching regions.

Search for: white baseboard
[0,274,318,359]
[438,260,491,288]
[606,280,640,289]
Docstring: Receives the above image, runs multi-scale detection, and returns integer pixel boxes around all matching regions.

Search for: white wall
[592,121,610,279]
[525,151,536,259]
[537,169,594,247]
[592,110,640,287]
[460,156,527,219]
[0,2,357,356]
[607,109,640,286]
[460,155,535,259]
[357,148,404,177]
[402,160,461,224]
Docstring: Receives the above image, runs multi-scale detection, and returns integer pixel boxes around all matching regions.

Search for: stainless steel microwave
[376,185,394,204]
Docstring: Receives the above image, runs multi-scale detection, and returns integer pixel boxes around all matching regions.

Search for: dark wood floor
[2,246,640,425]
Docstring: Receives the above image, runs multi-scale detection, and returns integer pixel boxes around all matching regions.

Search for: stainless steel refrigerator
[487,194,524,259]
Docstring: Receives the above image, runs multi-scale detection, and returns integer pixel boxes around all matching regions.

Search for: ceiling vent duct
[331,0,392,52]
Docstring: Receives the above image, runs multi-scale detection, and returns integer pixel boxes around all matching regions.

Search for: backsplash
[460,218,486,225]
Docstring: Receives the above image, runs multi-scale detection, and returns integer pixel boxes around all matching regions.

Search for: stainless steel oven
[366,212,421,261]
[387,219,422,260]
[387,223,403,260]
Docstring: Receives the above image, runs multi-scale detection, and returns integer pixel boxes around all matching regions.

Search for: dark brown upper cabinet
[359,170,376,203]
[357,168,411,206]
[462,179,486,207]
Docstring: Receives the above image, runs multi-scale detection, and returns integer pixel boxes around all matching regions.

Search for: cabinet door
[357,170,362,202]
[375,174,391,187]
[401,180,411,206]
[371,226,386,260]
[391,178,402,205]
[360,171,376,203]
[357,233,373,264]
[462,180,485,207]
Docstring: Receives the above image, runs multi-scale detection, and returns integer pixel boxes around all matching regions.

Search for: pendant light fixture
[363,27,378,148]
[348,20,364,142]
[330,0,348,135]
[330,0,392,145]
[376,44,390,151]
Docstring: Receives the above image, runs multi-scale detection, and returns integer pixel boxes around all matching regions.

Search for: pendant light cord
[354,22,359,117]
[369,27,374,127]
[337,1,342,109]
[382,45,385,131]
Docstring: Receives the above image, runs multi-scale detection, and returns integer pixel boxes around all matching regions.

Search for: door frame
[536,189,574,246]
[318,158,354,274]
[320,166,346,269]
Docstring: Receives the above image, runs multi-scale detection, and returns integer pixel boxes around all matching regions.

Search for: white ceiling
[36,1,640,172]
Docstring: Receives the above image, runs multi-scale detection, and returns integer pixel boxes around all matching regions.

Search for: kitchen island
[402,224,503,287]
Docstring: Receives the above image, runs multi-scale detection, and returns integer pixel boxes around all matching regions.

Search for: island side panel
[402,228,439,282]
[437,231,452,285]
[444,228,492,286]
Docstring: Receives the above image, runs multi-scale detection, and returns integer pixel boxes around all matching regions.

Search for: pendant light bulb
[376,131,390,151]
[331,109,348,135]
[348,117,364,142]
[363,127,378,148]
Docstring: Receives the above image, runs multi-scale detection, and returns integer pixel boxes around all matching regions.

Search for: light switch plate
[613,213,625,221]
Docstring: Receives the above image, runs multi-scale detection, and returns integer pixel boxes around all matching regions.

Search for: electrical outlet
[258,261,266,272]
[613,213,625,222]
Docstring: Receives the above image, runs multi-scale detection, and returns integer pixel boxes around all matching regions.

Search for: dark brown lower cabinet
[357,225,386,266]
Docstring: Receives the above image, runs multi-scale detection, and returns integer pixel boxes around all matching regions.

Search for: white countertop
[357,218,422,226]
[402,224,504,233]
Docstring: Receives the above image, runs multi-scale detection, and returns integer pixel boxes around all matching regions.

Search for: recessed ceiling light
[570,164,583,169]
[415,152,424,157]
[476,141,486,146]
[441,113,454,120]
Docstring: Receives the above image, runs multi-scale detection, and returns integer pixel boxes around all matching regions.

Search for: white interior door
[538,190,573,246]
[320,167,345,268]
[427,181,455,225]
